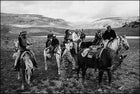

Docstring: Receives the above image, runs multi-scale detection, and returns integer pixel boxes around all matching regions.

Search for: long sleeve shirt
[102,29,117,40]
[72,32,80,42]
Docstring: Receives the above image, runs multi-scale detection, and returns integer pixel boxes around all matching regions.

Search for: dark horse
[77,47,127,87]
[79,30,103,50]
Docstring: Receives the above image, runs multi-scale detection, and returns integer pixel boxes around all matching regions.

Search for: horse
[103,35,129,54]
[77,35,129,87]
[13,40,36,90]
[77,47,127,87]
[13,51,34,90]
[79,31,103,51]
[44,45,62,74]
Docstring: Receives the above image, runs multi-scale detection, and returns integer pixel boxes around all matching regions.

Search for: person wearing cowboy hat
[102,25,117,48]
[14,31,37,71]
[64,29,72,44]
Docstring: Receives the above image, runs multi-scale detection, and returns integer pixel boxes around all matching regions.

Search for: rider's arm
[102,31,107,40]
[111,30,117,39]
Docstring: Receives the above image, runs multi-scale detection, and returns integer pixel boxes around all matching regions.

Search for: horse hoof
[45,68,48,71]
[21,85,25,90]
[17,77,20,80]
[29,83,33,86]
[97,88,102,92]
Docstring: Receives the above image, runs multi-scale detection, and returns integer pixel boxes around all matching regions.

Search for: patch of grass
[1,35,139,93]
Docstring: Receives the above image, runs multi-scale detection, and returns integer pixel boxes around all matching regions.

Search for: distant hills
[72,16,139,29]
[1,13,139,29]
[1,13,70,28]
[1,13,139,36]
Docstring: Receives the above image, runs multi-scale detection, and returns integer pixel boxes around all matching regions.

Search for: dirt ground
[0,37,139,94]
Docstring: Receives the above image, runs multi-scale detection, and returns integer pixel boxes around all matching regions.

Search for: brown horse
[77,35,129,89]
[77,47,127,87]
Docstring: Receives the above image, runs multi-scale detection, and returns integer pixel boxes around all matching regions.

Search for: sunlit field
[1,35,139,93]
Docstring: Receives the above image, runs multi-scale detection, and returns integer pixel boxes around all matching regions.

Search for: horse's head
[111,54,127,72]
[93,31,103,45]
[96,30,102,39]
[119,35,129,51]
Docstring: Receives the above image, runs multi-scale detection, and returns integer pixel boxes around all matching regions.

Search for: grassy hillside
[1,13,70,28]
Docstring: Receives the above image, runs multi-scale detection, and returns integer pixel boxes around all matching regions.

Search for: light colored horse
[13,40,35,90]
[102,35,129,55]
[44,45,62,74]
[13,51,34,90]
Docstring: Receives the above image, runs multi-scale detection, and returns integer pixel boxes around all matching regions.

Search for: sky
[1,1,139,23]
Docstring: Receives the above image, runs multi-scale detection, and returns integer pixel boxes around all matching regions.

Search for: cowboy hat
[20,31,27,36]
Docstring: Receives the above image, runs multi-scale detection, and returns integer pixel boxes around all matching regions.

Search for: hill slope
[1,13,70,28]
[73,16,139,29]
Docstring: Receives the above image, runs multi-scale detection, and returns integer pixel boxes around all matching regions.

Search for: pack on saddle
[81,45,103,59]
[14,31,37,71]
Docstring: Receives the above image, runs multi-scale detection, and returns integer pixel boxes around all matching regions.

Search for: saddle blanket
[81,47,98,58]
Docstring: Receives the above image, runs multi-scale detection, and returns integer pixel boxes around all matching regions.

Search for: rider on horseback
[51,34,59,54]
[64,29,72,44]
[102,25,117,48]
[46,31,53,48]
[14,31,37,71]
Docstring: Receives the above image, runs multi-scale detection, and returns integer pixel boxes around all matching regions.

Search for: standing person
[72,31,80,54]
[102,26,117,48]
[14,31,37,71]
[60,42,76,80]
[80,29,86,41]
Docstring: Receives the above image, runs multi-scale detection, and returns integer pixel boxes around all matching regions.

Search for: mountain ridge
[1,13,139,29]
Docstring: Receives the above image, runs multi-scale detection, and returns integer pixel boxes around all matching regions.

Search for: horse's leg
[82,66,86,85]
[55,54,61,75]
[17,71,20,80]
[21,69,25,90]
[98,69,104,89]
[27,70,31,85]
[77,65,80,80]
[44,55,48,71]
[107,69,112,86]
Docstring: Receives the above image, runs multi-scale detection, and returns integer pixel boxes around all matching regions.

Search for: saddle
[81,45,102,58]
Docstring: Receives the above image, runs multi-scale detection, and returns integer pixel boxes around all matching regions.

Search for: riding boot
[31,56,37,68]
[28,50,38,68]
[14,58,20,71]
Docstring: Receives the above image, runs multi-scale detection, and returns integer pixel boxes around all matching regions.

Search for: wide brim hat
[20,31,27,35]
[107,25,111,29]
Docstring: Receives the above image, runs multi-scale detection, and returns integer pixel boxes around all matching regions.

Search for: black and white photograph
[1,0,139,93]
